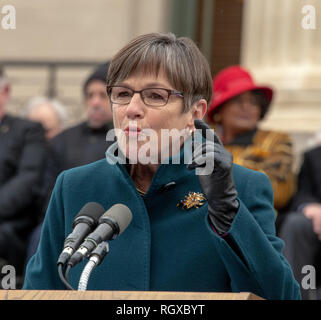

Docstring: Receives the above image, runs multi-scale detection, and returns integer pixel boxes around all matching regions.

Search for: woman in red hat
[207,65,296,214]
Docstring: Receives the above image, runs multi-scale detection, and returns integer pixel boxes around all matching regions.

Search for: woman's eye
[151,93,163,100]
[147,90,166,101]
[118,91,130,97]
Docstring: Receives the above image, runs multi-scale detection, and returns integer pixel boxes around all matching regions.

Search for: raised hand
[187,119,239,235]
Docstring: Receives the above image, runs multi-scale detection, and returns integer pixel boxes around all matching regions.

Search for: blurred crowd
[0,63,114,287]
[0,62,321,299]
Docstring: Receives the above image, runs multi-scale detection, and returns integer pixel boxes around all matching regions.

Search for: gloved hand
[187,119,239,235]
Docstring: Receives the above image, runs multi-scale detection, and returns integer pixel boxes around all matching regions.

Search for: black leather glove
[187,119,239,235]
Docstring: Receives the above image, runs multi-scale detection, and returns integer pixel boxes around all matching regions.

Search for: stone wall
[2,0,320,170]
[0,0,171,125]
[241,0,321,169]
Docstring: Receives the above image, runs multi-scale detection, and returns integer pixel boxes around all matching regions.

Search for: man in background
[50,62,114,173]
[24,97,68,265]
[24,63,114,265]
[25,96,68,219]
[280,142,321,299]
[0,67,47,285]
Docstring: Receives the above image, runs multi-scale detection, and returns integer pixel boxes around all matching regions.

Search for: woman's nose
[125,93,145,119]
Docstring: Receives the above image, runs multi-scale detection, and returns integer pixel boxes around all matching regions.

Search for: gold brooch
[177,192,206,210]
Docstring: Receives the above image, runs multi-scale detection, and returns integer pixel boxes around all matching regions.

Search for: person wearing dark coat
[0,68,47,281]
[50,61,114,175]
[50,121,113,172]
[280,145,321,299]
[23,33,300,299]
[24,62,115,265]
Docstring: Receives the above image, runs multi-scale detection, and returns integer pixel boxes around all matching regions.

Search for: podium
[0,290,263,300]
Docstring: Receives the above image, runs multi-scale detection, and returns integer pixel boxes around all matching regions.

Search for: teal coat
[23,142,300,300]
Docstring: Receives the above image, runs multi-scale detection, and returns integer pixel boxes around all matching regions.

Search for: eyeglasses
[106,85,184,107]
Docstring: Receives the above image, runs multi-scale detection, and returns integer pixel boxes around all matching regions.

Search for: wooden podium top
[0,290,263,300]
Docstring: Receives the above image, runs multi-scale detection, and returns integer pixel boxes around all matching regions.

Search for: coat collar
[105,134,199,195]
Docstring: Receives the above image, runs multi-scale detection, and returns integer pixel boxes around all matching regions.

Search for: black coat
[45,121,114,199]
[50,121,114,172]
[0,114,47,272]
[292,145,321,210]
[23,121,115,266]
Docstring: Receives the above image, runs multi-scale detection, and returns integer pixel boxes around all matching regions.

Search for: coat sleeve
[23,172,67,290]
[207,170,301,300]
[0,122,47,220]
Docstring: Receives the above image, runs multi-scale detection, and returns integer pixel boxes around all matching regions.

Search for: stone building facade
[1,0,320,168]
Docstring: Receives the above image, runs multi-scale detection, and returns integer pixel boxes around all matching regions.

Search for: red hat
[207,65,273,123]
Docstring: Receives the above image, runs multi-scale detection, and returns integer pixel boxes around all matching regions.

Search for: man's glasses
[106,86,184,107]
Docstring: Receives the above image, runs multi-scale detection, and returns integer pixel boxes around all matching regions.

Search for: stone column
[241,0,321,134]
[241,0,321,167]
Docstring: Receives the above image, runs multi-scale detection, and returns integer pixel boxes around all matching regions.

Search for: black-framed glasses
[106,85,184,107]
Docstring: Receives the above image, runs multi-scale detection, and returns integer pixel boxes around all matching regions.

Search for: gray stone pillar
[242,0,321,135]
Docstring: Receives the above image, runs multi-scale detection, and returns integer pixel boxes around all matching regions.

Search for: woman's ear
[193,99,207,120]
[187,99,207,131]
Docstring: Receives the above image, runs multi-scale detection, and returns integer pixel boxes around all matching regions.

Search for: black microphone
[57,202,105,266]
[67,203,132,267]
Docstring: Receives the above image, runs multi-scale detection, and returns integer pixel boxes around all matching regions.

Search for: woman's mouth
[124,126,142,137]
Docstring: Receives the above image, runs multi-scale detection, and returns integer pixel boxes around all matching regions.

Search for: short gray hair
[107,32,212,112]
[25,96,68,127]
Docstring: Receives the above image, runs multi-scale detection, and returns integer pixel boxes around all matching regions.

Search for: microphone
[57,202,105,266]
[67,203,133,267]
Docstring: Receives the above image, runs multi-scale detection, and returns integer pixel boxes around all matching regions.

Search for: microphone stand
[78,242,109,291]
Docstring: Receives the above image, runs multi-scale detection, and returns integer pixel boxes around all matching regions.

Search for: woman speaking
[23,33,300,300]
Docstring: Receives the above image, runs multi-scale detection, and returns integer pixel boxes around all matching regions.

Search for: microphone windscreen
[75,202,105,220]
[102,204,133,235]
